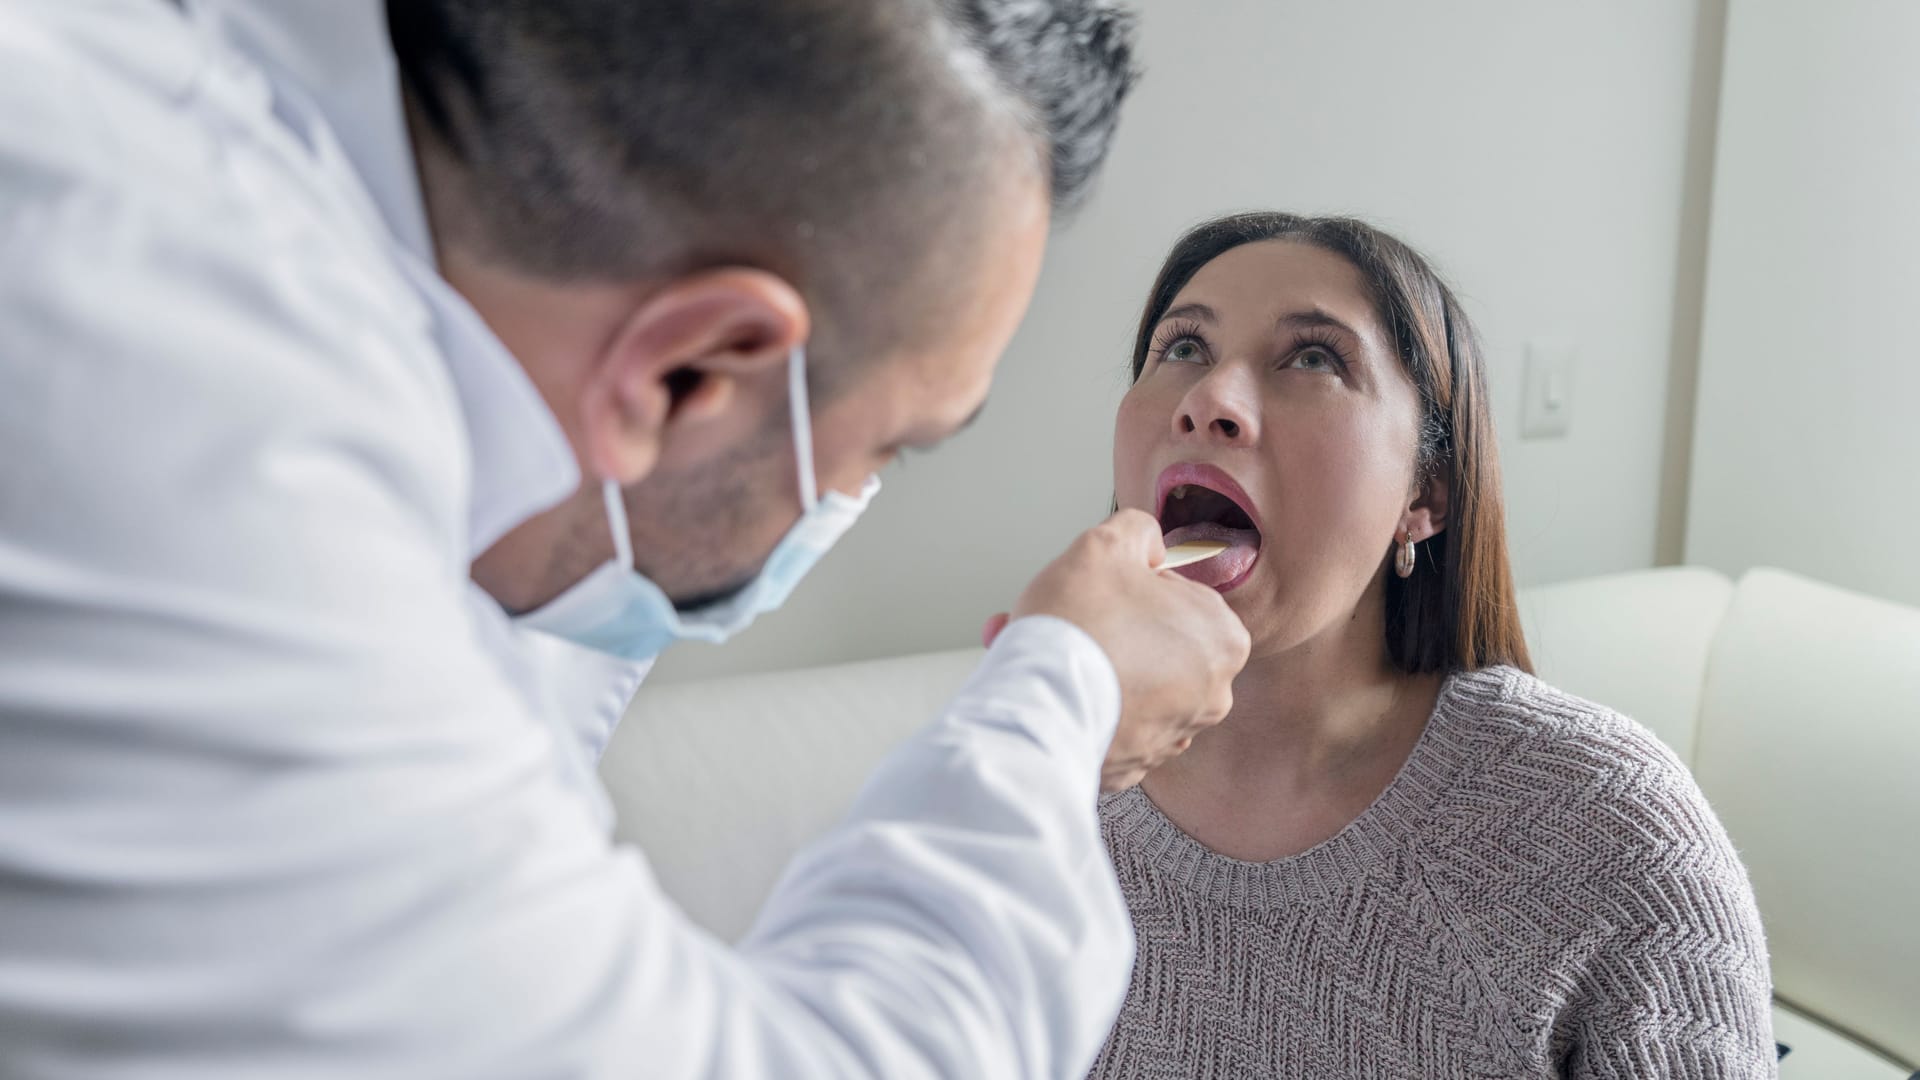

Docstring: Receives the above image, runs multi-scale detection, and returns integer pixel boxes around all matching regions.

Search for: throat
[1142,671,1444,862]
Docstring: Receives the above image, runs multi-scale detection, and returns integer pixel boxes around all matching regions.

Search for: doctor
[0,0,1251,1077]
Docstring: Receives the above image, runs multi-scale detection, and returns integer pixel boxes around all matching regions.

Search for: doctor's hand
[994,510,1251,792]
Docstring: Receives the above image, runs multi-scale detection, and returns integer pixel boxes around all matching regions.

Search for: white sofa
[599,567,1920,1076]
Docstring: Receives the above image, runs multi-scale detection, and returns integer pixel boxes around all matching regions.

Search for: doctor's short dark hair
[389,0,1137,377]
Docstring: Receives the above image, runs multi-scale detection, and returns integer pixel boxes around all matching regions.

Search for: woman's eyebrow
[1276,307,1360,338]
[1160,302,1217,324]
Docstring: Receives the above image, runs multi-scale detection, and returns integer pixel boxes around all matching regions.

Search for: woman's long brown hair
[1131,212,1532,674]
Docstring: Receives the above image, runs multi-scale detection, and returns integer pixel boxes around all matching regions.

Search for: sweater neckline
[1101,666,1516,906]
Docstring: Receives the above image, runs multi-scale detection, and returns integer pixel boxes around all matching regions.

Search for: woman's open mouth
[1155,463,1262,591]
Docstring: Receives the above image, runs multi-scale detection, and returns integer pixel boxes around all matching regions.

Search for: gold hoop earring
[1395,530,1417,579]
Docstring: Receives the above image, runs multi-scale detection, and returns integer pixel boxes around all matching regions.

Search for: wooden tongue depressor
[1162,539,1230,569]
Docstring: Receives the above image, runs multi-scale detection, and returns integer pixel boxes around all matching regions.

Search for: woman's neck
[1140,589,1444,861]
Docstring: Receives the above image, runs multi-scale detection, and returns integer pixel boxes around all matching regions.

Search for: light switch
[1521,340,1575,439]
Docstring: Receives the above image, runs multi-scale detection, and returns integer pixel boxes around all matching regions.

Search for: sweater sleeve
[1561,777,1778,1079]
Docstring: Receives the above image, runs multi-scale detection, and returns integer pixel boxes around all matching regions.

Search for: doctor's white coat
[0,1,1135,1076]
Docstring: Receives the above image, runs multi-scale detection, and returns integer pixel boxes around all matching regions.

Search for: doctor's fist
[1010,510,1250,792]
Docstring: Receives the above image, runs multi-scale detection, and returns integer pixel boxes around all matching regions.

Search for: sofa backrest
[601,647,980,941]
[1690,569,1920,1065]
[1518,566,1734,761]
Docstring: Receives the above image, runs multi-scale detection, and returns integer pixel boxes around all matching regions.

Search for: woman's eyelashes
[1150,319,1353,378]
[1283,329,1352,376]
[1149,319,1210,366]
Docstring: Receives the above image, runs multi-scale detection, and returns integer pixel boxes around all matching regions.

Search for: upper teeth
[1172,485,1192,499]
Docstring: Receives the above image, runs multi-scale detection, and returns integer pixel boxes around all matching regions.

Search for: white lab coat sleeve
[606,620,1133,1079]
[0,16,1134,1078]
[737,616,1133,1078]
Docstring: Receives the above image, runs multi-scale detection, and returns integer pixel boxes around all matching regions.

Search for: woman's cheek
[1111,390,1160,509]
[1318,413,1411,514]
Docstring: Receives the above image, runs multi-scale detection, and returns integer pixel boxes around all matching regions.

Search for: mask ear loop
[601,479,635,571]
[788,345,819,511]
[602,346,814,573]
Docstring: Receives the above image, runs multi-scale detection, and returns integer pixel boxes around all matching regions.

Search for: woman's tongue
[1163,521,1259,589]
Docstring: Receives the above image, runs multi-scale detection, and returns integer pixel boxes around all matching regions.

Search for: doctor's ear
[578,268,809,485]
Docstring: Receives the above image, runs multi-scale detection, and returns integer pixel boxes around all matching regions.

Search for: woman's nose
[1174,370,1259,445]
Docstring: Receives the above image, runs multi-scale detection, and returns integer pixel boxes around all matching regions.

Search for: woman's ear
[578,268,809,484]
[1404,467,1451,544]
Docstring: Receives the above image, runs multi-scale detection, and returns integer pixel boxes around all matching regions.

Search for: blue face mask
[517,345,881,660]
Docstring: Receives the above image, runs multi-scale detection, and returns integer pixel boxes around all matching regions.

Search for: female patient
[1089,212,1774,1078]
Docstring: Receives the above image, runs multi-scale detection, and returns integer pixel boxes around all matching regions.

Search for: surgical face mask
[516,346,880,660]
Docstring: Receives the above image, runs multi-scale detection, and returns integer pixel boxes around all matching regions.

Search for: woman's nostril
[1215,419,1240,439]
[1179,415,1198,434]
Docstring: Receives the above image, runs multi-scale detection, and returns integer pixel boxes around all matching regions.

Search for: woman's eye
[1165,339,1204,364]
[1292,347,1337,373]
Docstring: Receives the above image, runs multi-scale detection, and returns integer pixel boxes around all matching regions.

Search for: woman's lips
[1154,462,1263,593]
[1155,463,1262,534]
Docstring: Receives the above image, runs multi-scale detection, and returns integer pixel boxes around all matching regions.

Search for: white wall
[651,0,1716,684]
[1685,0,1920,606]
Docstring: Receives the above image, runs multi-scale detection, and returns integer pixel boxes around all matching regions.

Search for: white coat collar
[195,0,583,556]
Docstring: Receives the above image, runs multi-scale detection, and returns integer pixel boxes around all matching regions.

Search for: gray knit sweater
[1088,666,1775,1079]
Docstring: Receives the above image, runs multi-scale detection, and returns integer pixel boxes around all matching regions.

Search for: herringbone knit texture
[1088,666,1775,1079]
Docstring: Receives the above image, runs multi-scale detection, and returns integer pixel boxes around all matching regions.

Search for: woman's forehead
[1172,240,1378,333]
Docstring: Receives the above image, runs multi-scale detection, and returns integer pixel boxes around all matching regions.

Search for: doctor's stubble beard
[587,422,795,611]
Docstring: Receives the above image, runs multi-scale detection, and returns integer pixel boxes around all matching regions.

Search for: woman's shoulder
[1430,666,1736,867]
[1429,669,1774,1060]
[1440,665,1689,781]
